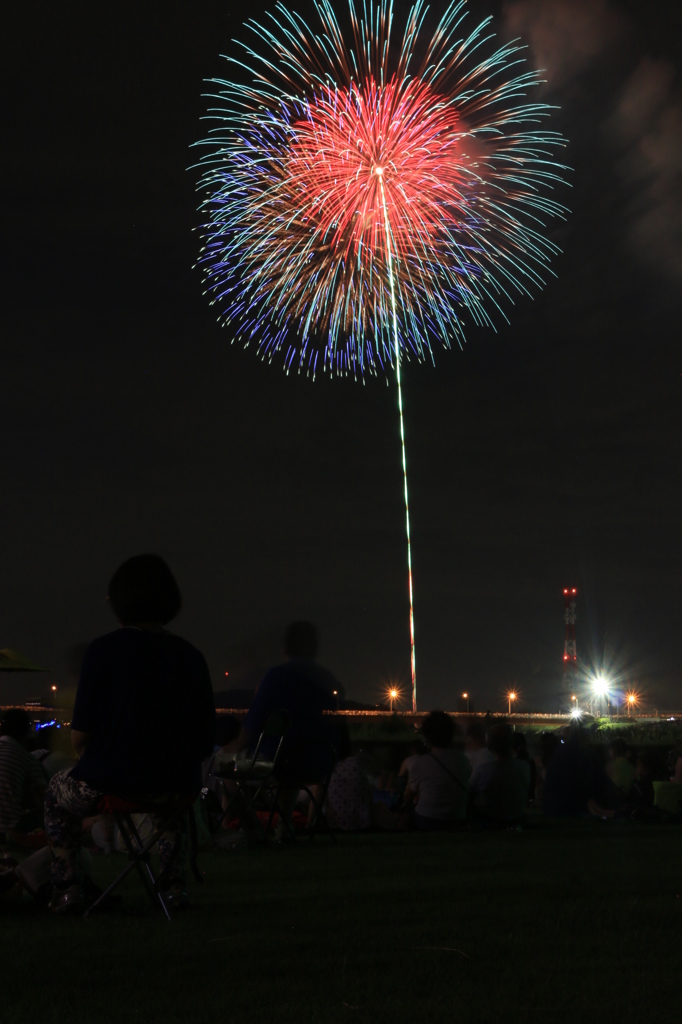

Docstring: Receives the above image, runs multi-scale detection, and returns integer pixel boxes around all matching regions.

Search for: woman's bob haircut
[108,554,181,626]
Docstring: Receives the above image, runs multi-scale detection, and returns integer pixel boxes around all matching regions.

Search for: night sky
[2,0,680,712]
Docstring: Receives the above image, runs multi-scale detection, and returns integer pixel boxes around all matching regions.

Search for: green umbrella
[0,648,48,672]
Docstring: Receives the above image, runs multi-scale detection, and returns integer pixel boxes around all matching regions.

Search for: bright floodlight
[592,676,609,696]
[570,707,582,719]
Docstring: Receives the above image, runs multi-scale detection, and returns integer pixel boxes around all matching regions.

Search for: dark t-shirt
[243,658,339,774]
[468,758,530,822]
[70,628,216,796]
[543,738,618,817]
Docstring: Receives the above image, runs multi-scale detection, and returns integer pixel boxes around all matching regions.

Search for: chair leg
[266,782,297,841]
[84,814,169,920]
[303,783,336,844]
[119,814,172,921]
[187,808,202,884]
[84,853,140,920]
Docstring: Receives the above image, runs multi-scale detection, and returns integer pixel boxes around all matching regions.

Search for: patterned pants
[44,769,187,889]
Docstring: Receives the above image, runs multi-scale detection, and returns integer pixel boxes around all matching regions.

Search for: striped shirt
[0,735,46,831]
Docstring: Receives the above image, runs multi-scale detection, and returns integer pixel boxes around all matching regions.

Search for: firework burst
[193,0,569,378]
[193,0,569,711]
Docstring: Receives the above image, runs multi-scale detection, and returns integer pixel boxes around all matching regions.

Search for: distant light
[225,671,229,676]
[333,690,338,695]
[462,692,468,699]
[51,685,57,691]
[389,688,398,699]
[570,707,582,719]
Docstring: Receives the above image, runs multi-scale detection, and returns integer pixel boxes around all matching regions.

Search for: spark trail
[377,166,416,711]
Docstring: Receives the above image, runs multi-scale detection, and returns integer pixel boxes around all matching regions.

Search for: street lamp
[388,687,399,713]
[462,692,469,713]
[626,693,637,717]
[507,691,517,716]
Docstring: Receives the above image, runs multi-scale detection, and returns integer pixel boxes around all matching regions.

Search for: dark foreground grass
[2,820,681,1024]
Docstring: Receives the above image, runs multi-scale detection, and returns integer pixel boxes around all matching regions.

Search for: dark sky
[2,0,680,711]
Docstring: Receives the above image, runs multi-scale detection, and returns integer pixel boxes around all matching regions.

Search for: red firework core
[287,77,463,265]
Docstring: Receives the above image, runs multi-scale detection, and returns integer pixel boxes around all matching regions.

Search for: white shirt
[407,749,471,821]
[466,746,495,771]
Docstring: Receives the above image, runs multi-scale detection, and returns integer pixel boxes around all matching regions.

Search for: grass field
[2,820,681,1024]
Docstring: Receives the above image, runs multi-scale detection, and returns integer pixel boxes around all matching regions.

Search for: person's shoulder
[410,753,436,779]
[309,662,339,689]
[85,630,127,653]
[447,749,471,774]
[0,736,36,768]
[259,662,288,689]
[472,758,496,780]
[161,631,206,659]
[0,734,26,755]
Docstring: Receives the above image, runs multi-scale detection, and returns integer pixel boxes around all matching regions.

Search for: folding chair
[210,710,290,835]
[270,736,338,843]
[84,793,201,921]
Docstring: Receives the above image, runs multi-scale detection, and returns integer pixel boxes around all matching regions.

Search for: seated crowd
[1,554,681,914]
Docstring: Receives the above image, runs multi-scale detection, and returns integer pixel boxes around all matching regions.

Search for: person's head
[283,621,318,659]
[636,750,655,776]
[609,738,628,760]
[465,720,487,750]
[421,710,454,750]
[537,732,560,768]
[107,555,181,627]
[487,724,513,759]
[0,708,32,741]
[511,731,529,759]
[565,720,588,745]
